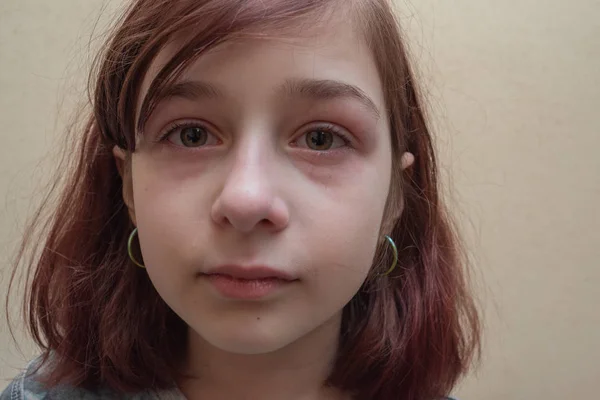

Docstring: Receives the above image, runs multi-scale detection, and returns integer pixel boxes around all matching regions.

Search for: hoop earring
[381,235,398,276]
[127,227,145,268]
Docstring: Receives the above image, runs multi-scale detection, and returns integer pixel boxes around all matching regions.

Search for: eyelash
[157,120,353,149]
[298,123,352,148]
[158,121,211,142]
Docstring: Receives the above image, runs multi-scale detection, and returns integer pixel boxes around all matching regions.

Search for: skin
[115,14,413,400]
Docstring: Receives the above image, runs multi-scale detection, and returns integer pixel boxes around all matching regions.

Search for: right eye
[162,123,220,148]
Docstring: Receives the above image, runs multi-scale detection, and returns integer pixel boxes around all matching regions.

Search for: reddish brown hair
[7,0,480,399]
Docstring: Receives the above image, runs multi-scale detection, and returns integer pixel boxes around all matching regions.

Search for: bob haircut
[7,0,480,399]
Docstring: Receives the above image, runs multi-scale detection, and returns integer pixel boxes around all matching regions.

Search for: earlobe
[112,145,137,225]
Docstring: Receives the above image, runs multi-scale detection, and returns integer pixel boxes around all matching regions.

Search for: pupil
[181,127,206,147]
[308,131,332,150]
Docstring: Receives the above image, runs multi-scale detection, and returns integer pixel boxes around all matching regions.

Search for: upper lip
[204,265,296,281]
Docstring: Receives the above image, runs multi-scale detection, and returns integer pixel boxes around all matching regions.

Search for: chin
[203,328,295,355]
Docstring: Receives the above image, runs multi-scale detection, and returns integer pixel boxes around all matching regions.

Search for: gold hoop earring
[381,235,398,276]
[127,227,145,268]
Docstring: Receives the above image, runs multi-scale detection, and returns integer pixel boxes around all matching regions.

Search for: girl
[2,0,480,399]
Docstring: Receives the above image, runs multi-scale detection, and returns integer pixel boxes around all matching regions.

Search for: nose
[210,144,289,234]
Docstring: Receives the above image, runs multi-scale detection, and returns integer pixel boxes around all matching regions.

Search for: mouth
[204,264,297,281]
[201,265,297,300]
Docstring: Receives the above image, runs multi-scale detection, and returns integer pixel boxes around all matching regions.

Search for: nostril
[258,218,274,228]
[210,192,289,233]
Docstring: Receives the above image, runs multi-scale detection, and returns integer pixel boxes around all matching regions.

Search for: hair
[6,0,480,399]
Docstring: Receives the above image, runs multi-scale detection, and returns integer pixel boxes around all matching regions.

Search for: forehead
[137,16,385,115]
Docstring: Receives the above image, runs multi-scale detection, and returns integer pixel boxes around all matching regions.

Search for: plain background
[1,1,598,399]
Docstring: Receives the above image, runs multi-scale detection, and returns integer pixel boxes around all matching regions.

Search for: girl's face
[122,17,393,355]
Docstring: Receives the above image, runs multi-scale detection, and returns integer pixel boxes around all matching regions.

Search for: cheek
[297,170,390,301]
[129,158,210,286]
[131,171,210,322]
[306,226,379,309]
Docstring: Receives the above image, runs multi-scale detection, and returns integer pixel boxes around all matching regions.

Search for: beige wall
[1,1,598,398]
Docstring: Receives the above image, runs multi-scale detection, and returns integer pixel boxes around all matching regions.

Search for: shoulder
[1,357,182,400]
[1,357,115,400]
[1,358,47,400]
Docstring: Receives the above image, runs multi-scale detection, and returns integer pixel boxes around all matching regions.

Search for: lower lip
[203,274,292,300]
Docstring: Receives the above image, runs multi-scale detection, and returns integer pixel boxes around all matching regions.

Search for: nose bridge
[228,134,271,192]
[211,132,288,233]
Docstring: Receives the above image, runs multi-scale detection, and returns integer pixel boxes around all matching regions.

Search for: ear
[401,152,415,170]
[381,152,416,235]
[113,146,137,226]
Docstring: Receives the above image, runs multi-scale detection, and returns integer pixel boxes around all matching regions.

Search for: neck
[178,312,348,400]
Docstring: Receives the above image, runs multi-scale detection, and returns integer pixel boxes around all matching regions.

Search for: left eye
[164,124,220,147]
[295,127,348,151]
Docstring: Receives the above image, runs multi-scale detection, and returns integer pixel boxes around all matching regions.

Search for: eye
[294,124,349,151]
[161,122,220,148]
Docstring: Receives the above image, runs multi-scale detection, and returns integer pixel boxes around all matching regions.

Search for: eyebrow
[281,78,381,120]
[138,77,380,131]
[138,81,223,132]
[156,80,222,101]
